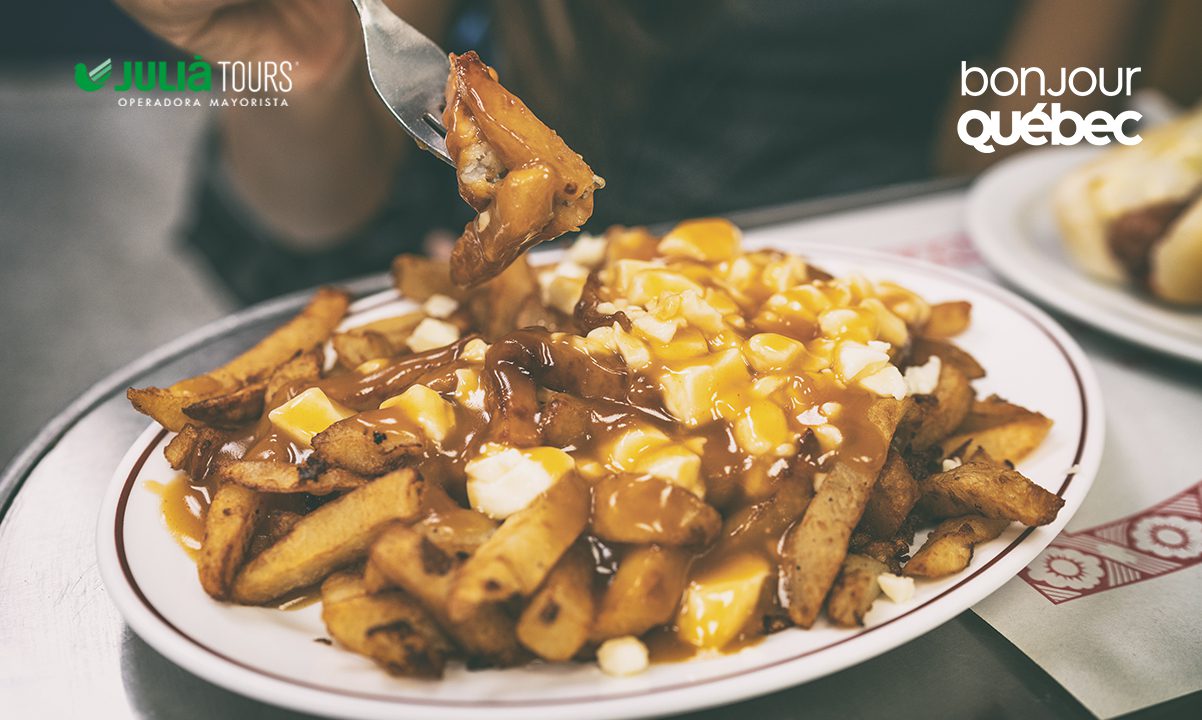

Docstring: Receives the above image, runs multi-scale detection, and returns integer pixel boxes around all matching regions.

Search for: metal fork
[350,0,452,166]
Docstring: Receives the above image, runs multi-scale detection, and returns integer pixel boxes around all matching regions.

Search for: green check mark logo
[75,58,113,92]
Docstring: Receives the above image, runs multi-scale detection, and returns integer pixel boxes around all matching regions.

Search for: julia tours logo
[74,56,295,108]
[957,61,1142,154]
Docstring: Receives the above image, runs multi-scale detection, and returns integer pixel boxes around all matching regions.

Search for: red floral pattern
[1021,481,1202,604]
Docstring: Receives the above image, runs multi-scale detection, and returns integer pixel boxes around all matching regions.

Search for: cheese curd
[465,443,575,519]
[596,636,650,676]
[581,218,928,480]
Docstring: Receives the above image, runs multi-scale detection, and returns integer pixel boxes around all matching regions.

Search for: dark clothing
[189,0,1019,304]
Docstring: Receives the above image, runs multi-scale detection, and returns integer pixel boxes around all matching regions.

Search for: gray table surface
[1,134,1197,716]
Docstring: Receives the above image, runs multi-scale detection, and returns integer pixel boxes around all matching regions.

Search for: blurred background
[1,0,1200,470]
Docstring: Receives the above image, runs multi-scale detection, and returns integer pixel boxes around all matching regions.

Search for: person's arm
[115,0,456,249]
[936,0,1145,176]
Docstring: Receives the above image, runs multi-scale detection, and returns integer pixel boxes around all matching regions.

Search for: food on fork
[129,217,1062,679]
[443,51,605,288]
[1054,108,1202,305]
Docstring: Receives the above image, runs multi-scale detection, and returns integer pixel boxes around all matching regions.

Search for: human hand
[114,0,361,92]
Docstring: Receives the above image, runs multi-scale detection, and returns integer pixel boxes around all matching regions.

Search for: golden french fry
[391,255,464,302]
[371,524,525,667]
[940,396,1053,464]
[517,544,595,661]
[232,468,425,604]
[413,483,498,558]
[537,392,593,447]
[164,423,234,481]
[129,287,350,431]
[918,451,1064,526]
[719,464,815,552]
[355,311,428,347]
[909,363,973,450]
[826,554,888,628]
[922,301,972,339]
[362,556,395,594]
[904,515,1009,578]
[592,544,691,641]
[859,450,920,539]
[332,330,394,370]
[263,349,324,407]
[591,475,721,547]
[198,482,262,600]
[248,509,303,558]
[311,414,426,475]
[320,572,452,678]
[465,257,543,341]
[218,460,369,495]
[182,382,266,429]
[909,337,986,380]
[319,335,477,411]
[781,397,904,628]
[448,474,589,622]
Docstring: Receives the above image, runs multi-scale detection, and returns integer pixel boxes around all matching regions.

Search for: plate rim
[966,146,1202,365]
[96,244,1106,720]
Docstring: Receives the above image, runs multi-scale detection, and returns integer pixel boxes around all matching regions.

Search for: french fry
[359,311,430,345]
[922,301,972,339]
[332,330,394,370]
[392,255,465,302]
[719,465,814,551]
[448,474,589,622]
[218,460,369,495]
[320,572,452,678]
[198,482,262,600]
[904,515,1009,578]
[516,544,595,661]
[826,554,888,628]
[591,475,721,547]
[371,524,525,667]
[859,450,920,539]
[592,544,691,641]
[321,335,478,411]
[129,287,350,431]
[414,483,498,558]
[917,451,1064,526]
[248,509,303,558]
[908,337,986,380]
[780,398,904,628]
[232,468,425,604]
[164,423,234,481]
[482,329,626,446]
[263,349,324,408]
[362,556,395,594]
[182,382,266,429]
[311,415,425,475]
[909,363,973,450]
[465,257,544,340]
[537,392,594,447]
[940,396,1053,464]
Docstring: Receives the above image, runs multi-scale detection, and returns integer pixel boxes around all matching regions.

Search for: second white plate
[967,146,1202,364]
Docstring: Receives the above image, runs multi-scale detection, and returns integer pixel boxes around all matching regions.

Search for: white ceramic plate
[967,146,1202,364]
[97,245,1104,720]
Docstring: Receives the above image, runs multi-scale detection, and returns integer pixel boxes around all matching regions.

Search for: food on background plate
[128,218,1062,679]
[125,48,1060,682]
[1054,108,1202,305]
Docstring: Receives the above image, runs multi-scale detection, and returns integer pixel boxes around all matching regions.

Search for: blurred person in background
[107,0,1196,303]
